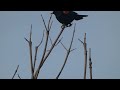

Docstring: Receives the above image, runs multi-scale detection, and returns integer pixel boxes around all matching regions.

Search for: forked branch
[33,30,45,71]
[24,24,34,79]
[78,33,87,79]
[34,25,65,79]
[56,24,76,79]
[12,65,19,79]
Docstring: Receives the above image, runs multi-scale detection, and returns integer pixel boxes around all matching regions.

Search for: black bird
[52,11,88,27]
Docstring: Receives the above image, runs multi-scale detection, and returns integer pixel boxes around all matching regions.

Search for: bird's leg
[61,24,66,29]
[67,23,72,27]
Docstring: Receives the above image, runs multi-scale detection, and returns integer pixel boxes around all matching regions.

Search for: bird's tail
[75,15,88,20]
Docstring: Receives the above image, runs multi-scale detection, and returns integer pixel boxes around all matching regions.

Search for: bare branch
[29,29,34,79]
[30,24,32,41]
[70,48,77,52]
[42,27,65,65]
[12,65,19,79]
[39,26,49,69]
[38,30,45,47]
[33,30,45,71]
[48,15,53,45]
[34,26,65,79]
[69,24,76,50]
[78,33,87,79]
[48,14,53,30]
[83,33,87,79]
[60,42,68,51]
[78,38,84,45]
[89,48,92,79]
[40,15,50,64]
[24,38,29,43]
[55,37,63,46]
[56,51,70,79]
[33,15,51,79]
[41,14,48,31]
[56,24,76,79]
[25,26,34,79]
[33,46,39,72]
[49,36,53,45]
[49,21,53,30]
[17,74,21,79]
[47,37,63,52]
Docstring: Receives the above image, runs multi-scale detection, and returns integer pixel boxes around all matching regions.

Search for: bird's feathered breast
[53,11,75,25]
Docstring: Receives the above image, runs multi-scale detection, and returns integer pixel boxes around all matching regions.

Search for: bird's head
[51,11,58,15]
[51,11,62,17]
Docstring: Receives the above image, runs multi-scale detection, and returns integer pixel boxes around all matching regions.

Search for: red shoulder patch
[63,11,70,14]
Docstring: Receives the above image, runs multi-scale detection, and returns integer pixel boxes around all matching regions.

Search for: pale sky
[0,11,120,79]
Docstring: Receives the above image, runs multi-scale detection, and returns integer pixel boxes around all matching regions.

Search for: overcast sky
[0,11,120,79]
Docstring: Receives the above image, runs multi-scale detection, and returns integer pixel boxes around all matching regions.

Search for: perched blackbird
[52,11,88,27]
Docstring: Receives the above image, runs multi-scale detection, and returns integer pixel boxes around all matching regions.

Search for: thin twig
[69,24,76,50]
[30,25,34,79]
[30,25,32,41]
[12,65,19,79]
[41,14,48,31]
[60,42,68,51]
[39,14,53,70]
[34,15,53,79]
[17,74,21,79]
[78,33,87,79]
[48,14,53,30]
[42,27,65,67]
[55,37,63,46]
[78,38,84,45]
[70,48,77,52]
[25,25,34,79]
[47,37,63,52]
[38,30,45,47]
[83,33,87,79]
[24,38,29,43]
[39,29,49,70]
[48,15,53,45]
[49,21,53,30]
[56,24,76,79]
[33,30,45,71]
[49,36,53,45]
[89,48,92,79]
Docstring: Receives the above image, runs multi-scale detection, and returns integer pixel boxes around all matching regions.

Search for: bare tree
[12,13,92,79]
[24,14,66,79]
